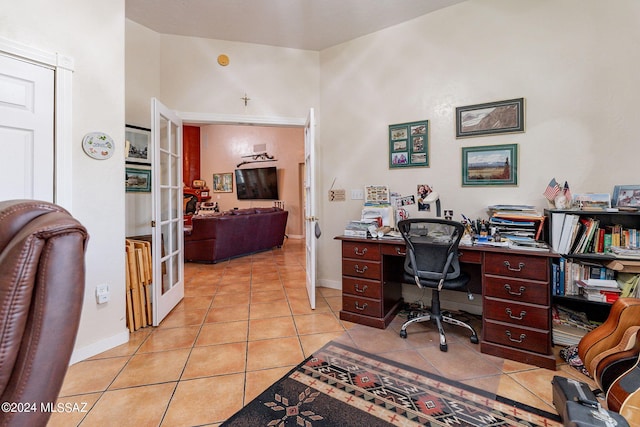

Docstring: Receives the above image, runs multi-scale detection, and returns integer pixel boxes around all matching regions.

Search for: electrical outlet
[96,284,110,304]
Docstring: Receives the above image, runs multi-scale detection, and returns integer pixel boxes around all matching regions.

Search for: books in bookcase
[552,258,616,297]
[550,211,640,256]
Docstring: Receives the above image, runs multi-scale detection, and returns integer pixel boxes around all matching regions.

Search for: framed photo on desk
[462,144,518,186]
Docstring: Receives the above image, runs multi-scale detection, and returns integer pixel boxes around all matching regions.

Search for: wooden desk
[335,235,560,370]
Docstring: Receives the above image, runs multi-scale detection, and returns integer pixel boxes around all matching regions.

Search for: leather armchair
[0,200,88,427]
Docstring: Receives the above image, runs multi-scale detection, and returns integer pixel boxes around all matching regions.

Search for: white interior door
[0,54,54,201]
[304,108,317,309]
[151,98,184,325]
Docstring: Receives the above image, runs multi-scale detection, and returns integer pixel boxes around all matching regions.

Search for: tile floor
[49,238,596,426]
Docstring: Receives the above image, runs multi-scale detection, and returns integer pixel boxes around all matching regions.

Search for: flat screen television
[235,166,279,200]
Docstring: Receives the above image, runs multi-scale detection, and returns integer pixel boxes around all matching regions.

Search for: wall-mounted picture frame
[212,172,233,193]
[389,120,429,168]
[125,167,151,192]
[613,185,640,208]
[456,98,525,138]
[462,144,518,186]
[125,124,151,165]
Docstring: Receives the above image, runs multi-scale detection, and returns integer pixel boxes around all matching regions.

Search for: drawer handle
[354,247,368,256]
[503,261,525,272]
[505,330,526,343]
[354,301,368,311]
[503,284,525,296]
[353,264,368,274]
[505,308,527,320]
[395,247,406,256]
[354,283,368,293]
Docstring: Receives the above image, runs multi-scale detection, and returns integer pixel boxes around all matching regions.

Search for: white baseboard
[69,328,130,365]
[318,278,341,290]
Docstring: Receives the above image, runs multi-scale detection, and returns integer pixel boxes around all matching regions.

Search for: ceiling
[125,0,466,51]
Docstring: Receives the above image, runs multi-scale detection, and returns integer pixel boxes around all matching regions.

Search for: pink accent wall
[200,124,305,237]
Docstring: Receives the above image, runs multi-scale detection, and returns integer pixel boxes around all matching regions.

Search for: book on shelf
[576,279,622,302]
[551,304,597,346]
[549,211,640,256]
[552,259,616,297]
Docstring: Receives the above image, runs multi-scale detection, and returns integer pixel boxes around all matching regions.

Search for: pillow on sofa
[254,207,277,213]
[231,208,256,215]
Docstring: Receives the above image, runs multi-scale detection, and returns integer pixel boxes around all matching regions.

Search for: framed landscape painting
[456,98,525,138]
[125,167,151,192]
[462,144,518,186]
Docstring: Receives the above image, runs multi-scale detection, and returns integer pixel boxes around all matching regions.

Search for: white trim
[68,328,129,365]
[54,59,73,211]
[318,278,341,290]
[178,111,306,127]
[0,36,74,211]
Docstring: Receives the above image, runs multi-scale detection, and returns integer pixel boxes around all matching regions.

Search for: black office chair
[397,218,479,351]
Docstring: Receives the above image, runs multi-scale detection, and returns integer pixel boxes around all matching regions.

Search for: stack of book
[551,305,597,346]
[576,279,622,302]
[487,205,545,240]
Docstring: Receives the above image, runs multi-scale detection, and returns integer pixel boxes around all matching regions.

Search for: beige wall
[1,0,129,360]
[317,0,640,302]
[200,124,305,237]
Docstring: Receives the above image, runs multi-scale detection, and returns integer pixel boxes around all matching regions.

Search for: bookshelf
[544,209,640,323]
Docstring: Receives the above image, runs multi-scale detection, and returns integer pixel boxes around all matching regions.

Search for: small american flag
[543,178,561,201]
[563,181,572,205]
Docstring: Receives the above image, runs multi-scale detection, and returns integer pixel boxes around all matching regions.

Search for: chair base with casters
[396,218,480,352]
[399,289,479,351]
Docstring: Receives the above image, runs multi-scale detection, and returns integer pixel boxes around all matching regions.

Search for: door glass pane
[170,121,178,156]
[161,188,170,222]
[160,151,170,186]
[160,116,169,151]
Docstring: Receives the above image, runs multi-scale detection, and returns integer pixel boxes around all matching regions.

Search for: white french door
[151,98,184,325]
[304,108,318,309]
[0,54,54,201]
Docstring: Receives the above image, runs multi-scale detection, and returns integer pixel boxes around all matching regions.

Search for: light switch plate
[351,189,364,200]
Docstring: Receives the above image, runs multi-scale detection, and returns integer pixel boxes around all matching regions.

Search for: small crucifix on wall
[241,93,251,106]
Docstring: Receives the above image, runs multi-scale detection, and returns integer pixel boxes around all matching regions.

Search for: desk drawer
[484,275,549,305]
[381,243,407,257]
[483,319,550,353]
[484,253,548,281]
[342,277,381,299]
[483,297,548,330]
[342,295,382,317]
[458,249,482,264]
[342,241,380,261]
[342,259,381,280]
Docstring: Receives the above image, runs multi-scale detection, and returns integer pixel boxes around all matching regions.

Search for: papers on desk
[506,236,551,252]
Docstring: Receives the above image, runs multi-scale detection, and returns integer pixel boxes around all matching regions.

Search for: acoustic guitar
[620,388,640,425]
[606,354,640,412]
[588,325,640,378]
[598,353,640,396]
[578,298,640,373]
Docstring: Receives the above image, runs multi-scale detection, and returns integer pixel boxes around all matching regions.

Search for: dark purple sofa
[184,207,288,263]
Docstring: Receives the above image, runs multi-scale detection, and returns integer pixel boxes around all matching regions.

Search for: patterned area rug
[222,342,562,426]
